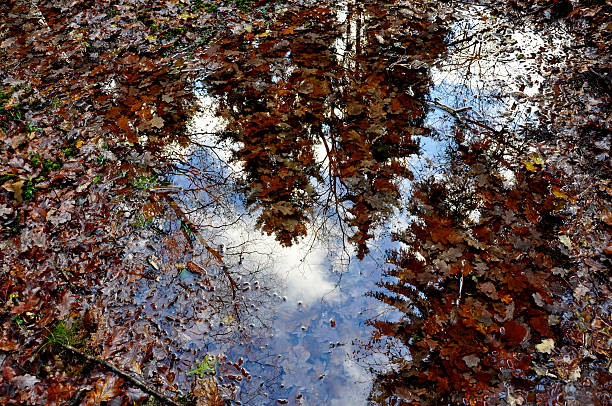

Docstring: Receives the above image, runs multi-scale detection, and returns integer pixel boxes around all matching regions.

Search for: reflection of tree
[84,62,286,403]
[365,135,574,404]
[100,56,198,147]
[206,1,447,257]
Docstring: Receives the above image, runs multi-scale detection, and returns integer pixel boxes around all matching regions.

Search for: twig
[427,100,472,116]
[59,344,182,406]
[149,187,184,193]
[426,99,505,136]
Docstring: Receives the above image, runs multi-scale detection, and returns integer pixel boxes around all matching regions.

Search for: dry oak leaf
[535,338,555,354]
[462,354,481,368]
[502,320,527,346]
[150,115,165,129]
[11,374,40,390]
[3,180,24,203]
[194,377,224,406]
[478,281,498,300]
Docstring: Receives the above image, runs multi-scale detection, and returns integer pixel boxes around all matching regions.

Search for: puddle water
[98,1,583,404]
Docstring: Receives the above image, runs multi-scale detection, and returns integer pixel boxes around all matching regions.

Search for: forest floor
[0,0,610,405]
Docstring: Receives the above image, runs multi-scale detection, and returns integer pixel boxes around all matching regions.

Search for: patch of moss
[0,173,17,185]
[0,87,13,111]
[42,159,61,174]
[22,179,37,201]
[131,174,158,190]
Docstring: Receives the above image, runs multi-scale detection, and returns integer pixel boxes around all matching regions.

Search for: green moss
[176,393,195,406]
[95,154,110,166]
[22,179,37,201]
[131,174,160,190]
[0,87,23,124]
[236,0,254,10]
[30,154,42,167]
[0,87,13,111]
[130,212,153,228]
[0,173,17,185]
[12,314,24,327]
[61,146,75,159]
[30,154,62,176]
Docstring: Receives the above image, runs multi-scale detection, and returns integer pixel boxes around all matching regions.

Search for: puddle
[96,1,587,404]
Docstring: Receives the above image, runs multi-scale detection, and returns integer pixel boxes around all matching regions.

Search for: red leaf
[502,320,527,346]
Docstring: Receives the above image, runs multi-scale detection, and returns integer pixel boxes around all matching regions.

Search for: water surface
[97,1,583,404]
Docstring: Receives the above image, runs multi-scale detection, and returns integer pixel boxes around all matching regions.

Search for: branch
[59,344,183,406]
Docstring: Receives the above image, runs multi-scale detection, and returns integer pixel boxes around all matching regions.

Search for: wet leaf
[85,375,121,405]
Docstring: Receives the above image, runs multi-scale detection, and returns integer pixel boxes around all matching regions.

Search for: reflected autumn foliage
[100,56,199,148]
[204,1,446,257]
[366,134,585,404]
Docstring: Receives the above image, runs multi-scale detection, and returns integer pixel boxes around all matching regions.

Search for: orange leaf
[85,375,121,405]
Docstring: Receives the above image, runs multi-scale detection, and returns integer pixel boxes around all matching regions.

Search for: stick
[59,344,183,406]
[427,100,472,116]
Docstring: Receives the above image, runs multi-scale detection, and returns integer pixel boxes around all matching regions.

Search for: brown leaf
[11,374,40,390]
[3,180,24,203]
[347,102,363,116]
[186,261,207,275]
[85,375,121,405]
[478,282,498,300]
[194,377,224,406]
[150,115,165,129]
[462,354,480,368]
[501,320,527,346]
[117,116,131,132]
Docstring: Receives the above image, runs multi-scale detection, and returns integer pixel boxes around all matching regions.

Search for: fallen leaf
[551,186,569,200]
[535,338,555,354]
[85,375,121,405]
[559,235,572,249]
[478,281,498,299]
[462,354,480,368]
[528,152,544,166]
[3,180,24,203]
[11,375,40,390]
[194,377,224,406]
[522,160,538,172]
[502,320,527,346]
[150,115,164,129]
